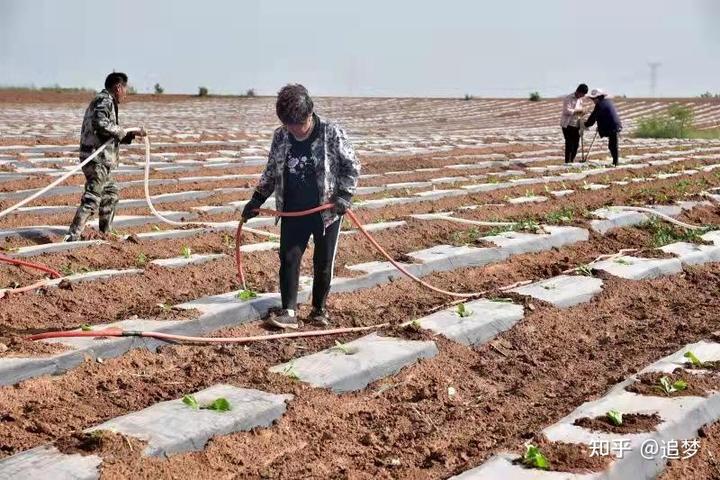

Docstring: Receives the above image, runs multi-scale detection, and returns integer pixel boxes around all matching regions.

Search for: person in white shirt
[560,84,588,163]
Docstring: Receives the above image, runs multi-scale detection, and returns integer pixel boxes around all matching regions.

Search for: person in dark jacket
[584,88,622,166]
[241,84,360,330]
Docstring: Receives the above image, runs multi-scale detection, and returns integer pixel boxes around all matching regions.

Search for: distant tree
[529,91,541,102]
[127,85,137,95]
[154,83,164,94]
[198,86,209,97]
[699,91,720,99]
[464,94,473,101]
[667,104,694,136]
[245,88,256,97]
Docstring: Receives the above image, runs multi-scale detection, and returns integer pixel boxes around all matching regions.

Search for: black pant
[279,214,341,312]
[562,126,580,163]
[607,132,619,166]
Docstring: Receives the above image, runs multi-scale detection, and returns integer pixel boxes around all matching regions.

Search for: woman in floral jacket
[242,84,360,329]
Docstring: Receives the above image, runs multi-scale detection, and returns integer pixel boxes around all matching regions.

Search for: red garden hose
[236,203,485,298]
[30,203,491,343]
[27,324,385,343]
[0,254,62,279]
[0,254,62,298]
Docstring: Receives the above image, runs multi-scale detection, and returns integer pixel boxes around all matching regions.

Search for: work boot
[99,206,116,234]
[264,309,301,330]
[63,233,81,242]
[67,209,92,242]
[308,308,331,327]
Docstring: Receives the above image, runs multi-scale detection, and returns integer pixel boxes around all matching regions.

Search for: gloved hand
[241,192,265,221]
[120,131,136,144]
[333,194,352,215]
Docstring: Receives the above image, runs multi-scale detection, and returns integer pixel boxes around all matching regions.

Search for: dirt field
[1,91,720,479]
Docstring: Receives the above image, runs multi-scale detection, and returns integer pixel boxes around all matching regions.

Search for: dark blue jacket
[585,97,622,137]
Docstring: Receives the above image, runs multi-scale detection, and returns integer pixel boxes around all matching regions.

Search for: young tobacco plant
[522,444,549,470]
[283,362,300,380]
[136,252,148,267]
[576,264,593,277]
[236,289,258,301]
[182,395,232,411]
[657,376,688,396]
[180,245,192,259]
[330,340,358,355]
[606,410,623,426]
[684,351,703,367]
[456,303,473,318]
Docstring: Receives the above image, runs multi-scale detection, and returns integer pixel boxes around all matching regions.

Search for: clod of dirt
[58,279,73,290]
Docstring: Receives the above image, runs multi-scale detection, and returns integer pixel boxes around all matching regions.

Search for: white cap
[588,88,607,98]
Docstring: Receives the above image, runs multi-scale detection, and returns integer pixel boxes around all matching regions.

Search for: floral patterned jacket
[254,115,360,227]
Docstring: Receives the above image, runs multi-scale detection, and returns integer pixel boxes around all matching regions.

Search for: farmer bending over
[584,88,622,166]
[241,84,360,329]
[66,72,146,241]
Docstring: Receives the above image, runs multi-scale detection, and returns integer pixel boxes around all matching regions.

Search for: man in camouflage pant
[66,72,145,241]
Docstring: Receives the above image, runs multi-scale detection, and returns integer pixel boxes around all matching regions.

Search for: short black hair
[576,83,589,95]
[105,72,128,90]
[276,84,314,125]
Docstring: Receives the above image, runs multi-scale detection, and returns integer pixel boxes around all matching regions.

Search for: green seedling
[151,225,161,231]
[182,394,199,409]
[80,324,92,331]
[157,303,173,312]
[182,394,232,411]
[614,258,633,265]
[330,340,358,355]
[136,252,148,267]
[205,397,232,411]
[684,351,704,367]
[236,289,258,301]
[606,410,623,426]
[222,234,233,249]
[60,264,76,276]
[521,444,549,470]
[657,376,688,396]
[576,264,593,277]
[456,303,473,318]
[283,364,300,380]
[180,245,192,259]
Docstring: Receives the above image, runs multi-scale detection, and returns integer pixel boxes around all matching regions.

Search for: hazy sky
[1,0,718,98]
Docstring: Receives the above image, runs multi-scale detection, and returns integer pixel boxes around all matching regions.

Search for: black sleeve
[585,106,598,128]
[120,131,136,144]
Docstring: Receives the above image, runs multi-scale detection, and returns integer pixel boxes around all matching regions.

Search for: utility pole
[649,62,661,97]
